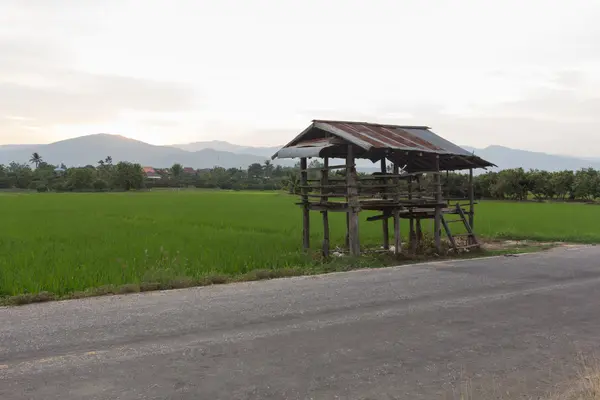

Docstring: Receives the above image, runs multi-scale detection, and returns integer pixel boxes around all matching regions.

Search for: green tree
[247,163,264,180]
[263,160,274,179]
[114,162,144,191]
[29,152,43,169]
[573,168,600,200]
[170,163,184,187]
[551,170,575,200]
[528,169,552,200]
[171,163,183,178]
[7,162,33,189]
[66,167,96,190]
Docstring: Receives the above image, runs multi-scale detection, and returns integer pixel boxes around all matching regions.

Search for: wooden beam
[347,145,360,256]
[301,164,347,171]
[300,157,310,251]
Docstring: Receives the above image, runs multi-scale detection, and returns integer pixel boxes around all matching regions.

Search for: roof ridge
[312,119,430,130]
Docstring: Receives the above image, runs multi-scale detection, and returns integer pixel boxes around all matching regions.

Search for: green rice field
[1,190,599,299]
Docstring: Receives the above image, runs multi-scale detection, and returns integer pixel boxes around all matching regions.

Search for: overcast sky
[1,0,599,156]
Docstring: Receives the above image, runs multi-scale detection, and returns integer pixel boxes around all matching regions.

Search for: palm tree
[29,152,43,168]
[283,171,301,194]
[105,156,113,165]
[263,160,274,179]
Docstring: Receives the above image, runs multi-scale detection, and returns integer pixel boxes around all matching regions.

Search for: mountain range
[0,133,599,172]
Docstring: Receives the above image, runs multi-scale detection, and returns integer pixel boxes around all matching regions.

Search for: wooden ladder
[440,204,480,252]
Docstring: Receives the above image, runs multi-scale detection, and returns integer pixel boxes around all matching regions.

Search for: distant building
[143,167,162,180]
[183,167,196,175]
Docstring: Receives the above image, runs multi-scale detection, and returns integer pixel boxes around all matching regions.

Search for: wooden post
[347,145,360,256]
[300,157,310,251]
[434,156,442,254]
[468,168,475,232]
[416,174,423,250]
[321,157,330,257]
[380,158,389,250]
[408,175,416,253]
[393,162,401,255]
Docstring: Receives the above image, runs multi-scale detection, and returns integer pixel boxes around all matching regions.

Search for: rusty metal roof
[272,120,495,172]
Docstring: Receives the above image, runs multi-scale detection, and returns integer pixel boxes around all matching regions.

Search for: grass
[0,191,598,302]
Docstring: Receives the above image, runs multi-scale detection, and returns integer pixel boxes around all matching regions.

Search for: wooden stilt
[300,157,310,251]
[408,175,415,253]
[321,157,330,257]
[468,168,475,237]
[347,145,360,256]
[416,174,423,250]
[393,162,401,255]
[380,158,389,250]
[434,156,442,254]
[416,218,423,251]
[345,213,350,249]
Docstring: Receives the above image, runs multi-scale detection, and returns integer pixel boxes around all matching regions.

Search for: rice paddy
[1,190,599,299]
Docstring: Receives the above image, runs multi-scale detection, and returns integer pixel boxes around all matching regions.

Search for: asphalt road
[2,246,600,399]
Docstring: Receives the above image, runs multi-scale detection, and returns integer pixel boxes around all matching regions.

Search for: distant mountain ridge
[462,145,600,172]
[171,140,280,158]
[0,134,599,172]
[0,134,269,169]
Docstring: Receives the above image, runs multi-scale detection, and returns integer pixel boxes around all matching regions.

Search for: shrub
[93,179,109,191]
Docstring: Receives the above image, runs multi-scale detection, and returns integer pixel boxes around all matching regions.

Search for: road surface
[2,246,600,399]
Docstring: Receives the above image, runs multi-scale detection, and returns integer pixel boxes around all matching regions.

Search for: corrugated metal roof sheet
[313,120,470,155]
[272,120,495,172]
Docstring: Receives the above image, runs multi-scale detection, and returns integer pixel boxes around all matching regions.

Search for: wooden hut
[272,120,495,256]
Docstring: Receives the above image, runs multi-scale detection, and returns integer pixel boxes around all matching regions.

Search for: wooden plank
[441,215,458,251]
[306,193,347,198]
[366,214,390,222]
[300,157,310,251]
[357,174,411,180]
[307,178,346,182]
[321,157,330,257]
[455,205,479,246]
[301,164,346,171]
[299,184,348,189]
[347,145,360,256]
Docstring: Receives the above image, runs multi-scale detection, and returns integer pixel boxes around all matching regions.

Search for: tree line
[1,153,600,201]
[0,153,298,192]
[436,168,600,202]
